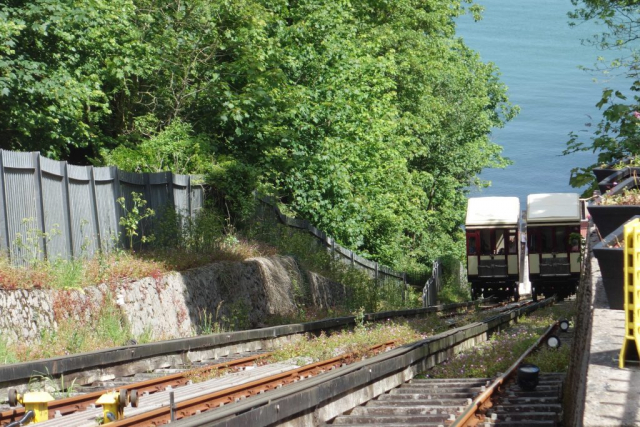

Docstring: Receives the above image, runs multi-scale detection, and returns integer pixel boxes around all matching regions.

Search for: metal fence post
[375,263,379,286]
[89,166,102,253]
[112,167,124,247]
[187,175,192,219]
[0,150,10,259]
[168,172,175,207]
[34,152,47,260]
[62,161,75,258]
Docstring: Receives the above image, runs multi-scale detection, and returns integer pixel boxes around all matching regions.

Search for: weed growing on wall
[0,337,17,364]
[0,292,135,363]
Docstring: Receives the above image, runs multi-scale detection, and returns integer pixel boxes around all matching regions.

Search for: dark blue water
[457,0,629,205]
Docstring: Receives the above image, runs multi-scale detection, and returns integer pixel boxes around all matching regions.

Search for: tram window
[508,234,517,254]
[480,230,491,255]
[555,228,567,252]
[468,236,477,255]
[495,230,505,254]
[528,231,537,253]
[541,228,553,252]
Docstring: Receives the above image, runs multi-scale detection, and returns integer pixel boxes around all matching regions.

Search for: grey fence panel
[173,175,190,218]
[147,172,172,216]
[40,157,72,260]
[67,165,99,258]
[0,150,206,264]
[94,167,119,252]
[3,151,40,264]
[191,179,204,217]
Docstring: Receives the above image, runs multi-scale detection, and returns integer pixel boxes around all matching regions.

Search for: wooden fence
[0,149,432,300]
[0,150,204,264]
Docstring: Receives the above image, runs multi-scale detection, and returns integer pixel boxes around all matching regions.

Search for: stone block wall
[0,256,342,345]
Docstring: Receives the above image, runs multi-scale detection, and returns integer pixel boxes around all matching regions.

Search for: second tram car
[465,197,521,301]
[526,193,581,301]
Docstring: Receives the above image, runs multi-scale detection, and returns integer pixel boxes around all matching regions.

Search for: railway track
[138,300,553,427]
[0,298,536,426]
[3,341,397,427]
[1,298,497,404]
[1,298,546,426]
[329,300,573,427]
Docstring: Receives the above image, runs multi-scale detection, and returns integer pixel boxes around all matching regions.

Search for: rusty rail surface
[450,321,559,427]
[0,353,268,426]
[0,298,503,426]
[1,298,495,389]
[108,341,397,427]
[167,297,555,427]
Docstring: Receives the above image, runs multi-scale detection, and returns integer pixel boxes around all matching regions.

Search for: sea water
[456,0,631,205]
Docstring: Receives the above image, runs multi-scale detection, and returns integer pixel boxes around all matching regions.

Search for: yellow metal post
[621,218,640,368]
[17,392,54,424]
[96,390,127,423]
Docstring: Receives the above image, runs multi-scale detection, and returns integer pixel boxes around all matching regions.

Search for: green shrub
[246,220,415,313]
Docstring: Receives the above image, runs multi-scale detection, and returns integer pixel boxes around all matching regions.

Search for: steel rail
[0,298,494,427]
[0,353,268,426]
[0,298,495,389]
[168,297,555,427]
[450,320,560,427]
[108,341,397,427]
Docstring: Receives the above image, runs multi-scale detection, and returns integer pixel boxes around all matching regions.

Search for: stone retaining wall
[0,256,345,345]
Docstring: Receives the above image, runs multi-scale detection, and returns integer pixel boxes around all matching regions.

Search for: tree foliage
[0,0,515,272]
[565,0,640,193]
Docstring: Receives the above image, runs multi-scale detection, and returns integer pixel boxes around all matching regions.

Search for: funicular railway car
[526,193,581,301]
[465,197,521,301]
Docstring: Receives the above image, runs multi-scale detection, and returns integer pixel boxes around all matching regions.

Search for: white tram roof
[526,193,581,223]
[465,197,520,227]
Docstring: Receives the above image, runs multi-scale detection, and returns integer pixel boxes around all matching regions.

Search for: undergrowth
[268,313,456,365]
[247,220,420,313]
[8,294,135,362]
[0,201,425,364]
[422,300,576,379]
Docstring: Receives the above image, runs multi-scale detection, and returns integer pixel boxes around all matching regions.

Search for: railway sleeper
[328,378,484,426]
[483,373,565,426]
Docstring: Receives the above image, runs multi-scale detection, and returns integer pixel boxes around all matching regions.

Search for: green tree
[0,0,149,160]
[1,0,515,274]
[565,1,640,193]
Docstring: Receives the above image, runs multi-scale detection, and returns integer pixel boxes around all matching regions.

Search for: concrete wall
[564,230,596,427]
[0,256,344,345]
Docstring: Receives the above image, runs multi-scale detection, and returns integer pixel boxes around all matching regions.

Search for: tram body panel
[526,193,581,299]
[466,197,521,300]
[507,254,518,275]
